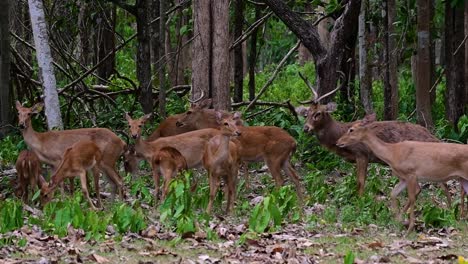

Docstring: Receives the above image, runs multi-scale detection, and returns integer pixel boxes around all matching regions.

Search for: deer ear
[31,103,44,113]
[325,102,337,112]
[141,113,152,123]
[233,112,242,120]
[196,98,212,109]
[124,112,132,122]
[295,106,308,117]
[362,113,376,125]
[15,101,23,110]
[215,111,223,123]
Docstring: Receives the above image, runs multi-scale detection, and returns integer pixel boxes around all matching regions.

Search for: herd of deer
[11,87,468,233]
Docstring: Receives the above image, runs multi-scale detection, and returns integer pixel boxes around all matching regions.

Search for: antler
[188,90,205,103]
[299,71,346,104]
[298,72,318,104]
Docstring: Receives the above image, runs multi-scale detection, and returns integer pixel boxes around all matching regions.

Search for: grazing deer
[176,105,304,200]
[153,146,187,201]
[125,113,223,204]
[336,115,468,233]
[203,112,241,214]
[14,150,41,203]
[298,77,451,203]
[16,102,125,200]
[40,140,103,209]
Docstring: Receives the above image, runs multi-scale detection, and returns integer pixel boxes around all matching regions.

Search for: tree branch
[105,0,136,15]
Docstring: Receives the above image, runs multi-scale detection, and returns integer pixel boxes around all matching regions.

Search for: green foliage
[0,199,23,233]
[112,202,147,234]
[344,251,355,264]
[422,205,455,228]
[0,135,24,167]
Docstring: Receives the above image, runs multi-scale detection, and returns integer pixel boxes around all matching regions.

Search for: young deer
[153,146,187,201]
[14,150,41,203]
[125,113,222,204]
[203,112,241,214]
[299,86,450,202]
[176,107,304,200]
[16,102,125,200]
[336,115,468,233]
[40,140,103,209]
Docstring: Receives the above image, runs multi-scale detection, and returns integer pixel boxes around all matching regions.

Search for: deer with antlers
[16,102,125,200]
[40,140,103,209]
[298,74,451,205]
[176,102,304,200]
[14,150,42,203]
[204,112,242,214]
[336,114,468,233]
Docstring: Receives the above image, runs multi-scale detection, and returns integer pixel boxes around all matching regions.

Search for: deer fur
[336,115,468,233]
[302,103,451,204]
[203,112,241,214]
[153,146,187,201]
[14,150,41,203]
[40,140,103,209]
[16,102,125,200]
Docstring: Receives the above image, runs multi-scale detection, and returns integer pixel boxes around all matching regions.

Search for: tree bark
[383,0,398,120]
[95,3,116,81]
[136,0,153,114]
[358,0,373,114]
[211,0,230,110]
[248,6,260,101]
[28,0,63,129]
[465,2,468,106]
[233,0,244,103]
[0,0,11,137]
[416,0,434,129]
[445,2,465,128]
[159,0,166,117]
[191,0,211,101]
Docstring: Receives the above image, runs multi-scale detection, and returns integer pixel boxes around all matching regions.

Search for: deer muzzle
[303,124,313,133]
[175,121,184,127]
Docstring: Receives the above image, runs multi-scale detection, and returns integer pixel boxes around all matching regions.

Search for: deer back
[15,150,41,196]
[147,114,196,141]
[154,146,187,172]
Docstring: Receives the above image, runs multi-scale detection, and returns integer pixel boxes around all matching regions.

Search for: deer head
[175,98,212,128]
[216,111,242,137]
[125,113,152,139]
[16,101,44,130]
[336,113,377,147]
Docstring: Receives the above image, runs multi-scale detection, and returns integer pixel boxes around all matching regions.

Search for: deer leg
[224,171,237,214]
[355,156,369,196]
[391,180,407,221]
[207,173,221,214]
[242,162,250,190]
[283,161,305,201]
[438,183,452,208]
[151,163,161,206]
[79,171,96,210]
[161,165,174,202]
[92,167,102,208]
[100,163,123,200]
[405,178,419,235]
[266,157,284,187]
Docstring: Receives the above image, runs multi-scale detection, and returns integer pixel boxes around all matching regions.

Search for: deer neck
[317,117,348,146]
[22,119,43,151]
[360,132,395,166]
[213,134,231,164]
[134,136,153,160]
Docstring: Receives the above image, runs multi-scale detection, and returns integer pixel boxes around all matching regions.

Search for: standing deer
[204,112,241,214]
[40,140,103,209]
[14,150,41,203]
[16,102,125,200]
[125,113,223,204]
[176,106,304,200]
[299,78,451,203]
[336,115,468,233]
[153,146,187,201]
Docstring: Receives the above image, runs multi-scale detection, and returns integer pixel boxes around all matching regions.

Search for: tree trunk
[191,0,211,101]
[445,2,465,128]
[159,0,166,117]
[151,0,160,94]
[77,0,91,66]
[383,0,398,120]
[233,0,244,103]
[28,0,63,129]
[0,0,11,137]
[95,3,116,81]
[211,0,230,110]
[416,0,434,129]
[358,0,373,114]
[465,2,468,106]
[136,0,153,114]
[248,7,260,101]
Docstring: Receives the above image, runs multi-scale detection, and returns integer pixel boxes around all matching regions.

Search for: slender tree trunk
[383,0,398,120]
[28,0,63,129]
[445,2,465,127]
[95,3,116,81]
[0,0,11,137]
[151,0,160,94]
[211,0,230,110]
[416,0,434,129]
[248,7,260,101]
[191,0,211,101]
[159,0,166,117]
[358,0,373,114]
[465,2,468,106]
[136,0,153,114]
[77,0,91,66]
[233,0,244,103]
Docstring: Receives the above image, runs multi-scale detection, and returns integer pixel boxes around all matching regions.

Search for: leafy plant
[0,199,24,233]
[112,202,147,234]
[344,250,355,264]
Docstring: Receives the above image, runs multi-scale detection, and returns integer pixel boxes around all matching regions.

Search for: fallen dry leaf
[89,253,110,263]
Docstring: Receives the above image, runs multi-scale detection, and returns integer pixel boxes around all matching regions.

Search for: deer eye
[349,128,354,133]
[224,122,228,126]
[313,112,321,120]
[138,125,142,128]
[187,111,192,115]
[28,113,32,116]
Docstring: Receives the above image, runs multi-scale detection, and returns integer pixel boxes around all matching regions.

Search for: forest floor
[0,167,467,264]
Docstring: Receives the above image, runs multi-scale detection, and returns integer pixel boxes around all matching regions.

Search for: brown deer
[40,140,103,209]
[14,150,41,203]
[16,102,125,200]
[153,146,187,201]
[176,107,304,200]
[336,115,468,233]
[125,113,223,204]
[299,80,451,203]
[203,112,242,214]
